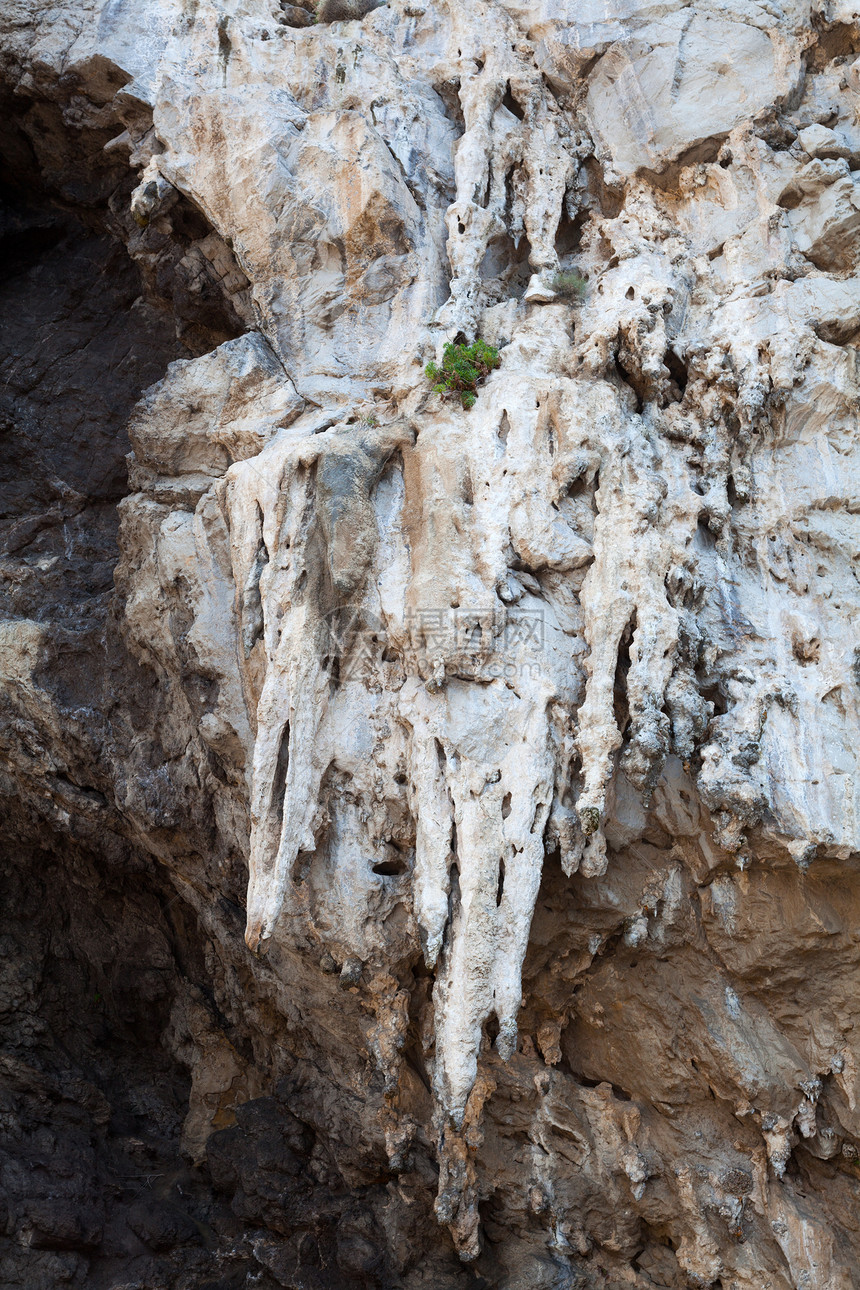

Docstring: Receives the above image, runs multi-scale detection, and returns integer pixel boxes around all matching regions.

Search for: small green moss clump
[551,268,588,301]
[425,340,501,411]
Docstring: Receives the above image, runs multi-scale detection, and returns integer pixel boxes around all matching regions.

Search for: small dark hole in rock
[664,347,688,399]
[372,855,408,877]
[777,187,803,211]
[502,84,525,121]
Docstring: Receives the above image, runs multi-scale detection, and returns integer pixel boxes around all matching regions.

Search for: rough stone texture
[3,0,860,1287]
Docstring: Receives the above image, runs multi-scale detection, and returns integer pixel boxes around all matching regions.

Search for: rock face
[3,0,860,1286]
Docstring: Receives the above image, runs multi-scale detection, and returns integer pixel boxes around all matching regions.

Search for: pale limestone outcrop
[4,0,860,1285]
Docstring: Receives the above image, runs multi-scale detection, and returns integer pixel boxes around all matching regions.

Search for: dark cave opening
[0,826,213,1289]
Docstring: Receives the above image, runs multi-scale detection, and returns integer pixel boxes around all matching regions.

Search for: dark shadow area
[0,801,485,1289]
[0,821,214,1290]
[0,188,184,624]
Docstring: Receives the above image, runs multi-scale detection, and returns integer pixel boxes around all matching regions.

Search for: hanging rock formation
[3,0,860,1287]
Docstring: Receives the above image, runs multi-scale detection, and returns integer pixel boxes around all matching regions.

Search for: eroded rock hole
[614,353,646,413]
[372,848,409,877]
[554,207,585,260]
[664,347,688,400]
[777,185,804,211]
[806,21,860,71]
[480,230,530,284]
[700,681,729,719]
[695,516,717,551]
[270,722,291,832]
[613,616,636,736]
[582,156,624,218]
[501,84,525,121]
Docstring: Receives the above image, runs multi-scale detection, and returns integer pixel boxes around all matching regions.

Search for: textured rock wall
[3,0,860,1287]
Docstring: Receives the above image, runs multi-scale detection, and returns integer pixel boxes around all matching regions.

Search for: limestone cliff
[2,1,860,1287]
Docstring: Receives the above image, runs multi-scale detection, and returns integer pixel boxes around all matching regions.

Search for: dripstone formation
[2,0,860,1286]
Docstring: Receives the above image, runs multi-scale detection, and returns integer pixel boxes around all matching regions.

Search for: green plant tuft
[425,339,500,411]
[551,268,588,301]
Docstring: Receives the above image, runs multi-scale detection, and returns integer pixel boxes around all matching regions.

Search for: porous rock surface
[2,0,860,1286]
